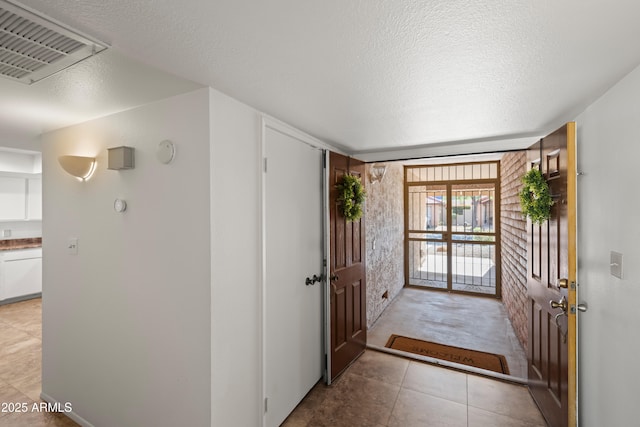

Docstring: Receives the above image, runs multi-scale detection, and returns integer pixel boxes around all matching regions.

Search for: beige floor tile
[0,322,33,350]
[388,388,467,427]
[0,380,32,418]
[468,375,546,425]
[307,372,400,426]
[0,314,42,341]
[346,350,409,386]
[285,349,545,426]
[0,350,40,384]
[281,408,315,426]
[281,381,332,426]
[401,361,468,405]
[0,337,41,358]
[468,406,548,427]
[0,299,41,321]
[0,299,77,426]
[11,369,42,402]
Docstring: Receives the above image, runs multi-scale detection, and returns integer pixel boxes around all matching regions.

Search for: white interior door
[264,126,324,427]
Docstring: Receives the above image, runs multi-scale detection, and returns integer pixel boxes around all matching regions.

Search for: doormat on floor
[385,334,510,375]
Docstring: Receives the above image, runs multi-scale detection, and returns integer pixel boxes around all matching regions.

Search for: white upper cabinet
[0,175,42,221]
[0,176,27,220]
[27,178,42,220]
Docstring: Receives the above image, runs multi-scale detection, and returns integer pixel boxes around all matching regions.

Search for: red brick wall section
[500,152,528,350]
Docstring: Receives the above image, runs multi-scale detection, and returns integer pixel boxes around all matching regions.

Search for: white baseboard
[40,391,94,427]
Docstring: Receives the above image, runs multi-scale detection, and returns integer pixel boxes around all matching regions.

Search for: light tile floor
[368,288,528,379]
[0,298,78,427]
[283,350,547,427]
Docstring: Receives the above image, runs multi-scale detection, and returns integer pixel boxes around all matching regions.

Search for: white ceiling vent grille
[0,0,107,84]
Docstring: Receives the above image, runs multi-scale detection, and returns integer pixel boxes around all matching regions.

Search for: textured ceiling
[5,0,640,154]
[0,49,201,148]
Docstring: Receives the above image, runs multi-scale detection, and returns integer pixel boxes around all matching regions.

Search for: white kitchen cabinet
[27,177,42,220]
[0,248,42,301]
[0,176,27,220]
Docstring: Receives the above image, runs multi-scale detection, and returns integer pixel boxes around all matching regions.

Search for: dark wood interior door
[527,123,577,427]
[329,152,367,380]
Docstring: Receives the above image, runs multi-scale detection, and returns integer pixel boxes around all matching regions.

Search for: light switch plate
[610,251,623,279]
[68,238,78,255]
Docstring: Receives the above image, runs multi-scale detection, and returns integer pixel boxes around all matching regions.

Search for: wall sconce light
[369,164,387,183]
[58,155,97,181]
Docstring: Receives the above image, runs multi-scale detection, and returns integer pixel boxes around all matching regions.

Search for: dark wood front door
[527,122,577,427]
[328,152,367,380]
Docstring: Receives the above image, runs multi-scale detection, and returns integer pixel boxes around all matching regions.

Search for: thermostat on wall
[114,198,127,213]
[157,140,175,164]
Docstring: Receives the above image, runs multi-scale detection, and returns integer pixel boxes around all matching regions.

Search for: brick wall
[500,152,529,350]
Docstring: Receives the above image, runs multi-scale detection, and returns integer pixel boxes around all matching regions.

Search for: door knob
[571,303,588,313]
[329,274,339,282]
[557,278,568,289]
[550,296,568,313]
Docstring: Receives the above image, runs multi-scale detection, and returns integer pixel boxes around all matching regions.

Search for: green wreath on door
[336,174,366,222]
[519,168,553,225]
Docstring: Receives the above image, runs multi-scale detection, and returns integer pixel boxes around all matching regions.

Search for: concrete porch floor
[367,287,528,380]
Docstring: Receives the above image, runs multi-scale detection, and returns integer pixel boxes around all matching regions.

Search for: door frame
[258,115,346,424]
[567,124,577,427]
[322,149,331,384]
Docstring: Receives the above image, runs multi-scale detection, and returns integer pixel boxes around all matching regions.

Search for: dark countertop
[0,238,42,251]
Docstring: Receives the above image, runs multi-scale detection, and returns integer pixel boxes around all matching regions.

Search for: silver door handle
[571,303,588,314]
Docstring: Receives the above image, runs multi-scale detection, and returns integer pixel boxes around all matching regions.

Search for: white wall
[0,135,41,152]
[41,88,212,427]
[209,88,262,426]
[576,64,640,425]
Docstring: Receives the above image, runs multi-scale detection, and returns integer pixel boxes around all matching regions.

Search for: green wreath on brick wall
[519,168,553,225]
[336,174,366,222]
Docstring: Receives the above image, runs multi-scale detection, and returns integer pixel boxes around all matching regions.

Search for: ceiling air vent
[0,0,107,84]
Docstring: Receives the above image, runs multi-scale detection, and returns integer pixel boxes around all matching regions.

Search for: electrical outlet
[2,229,11,238]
